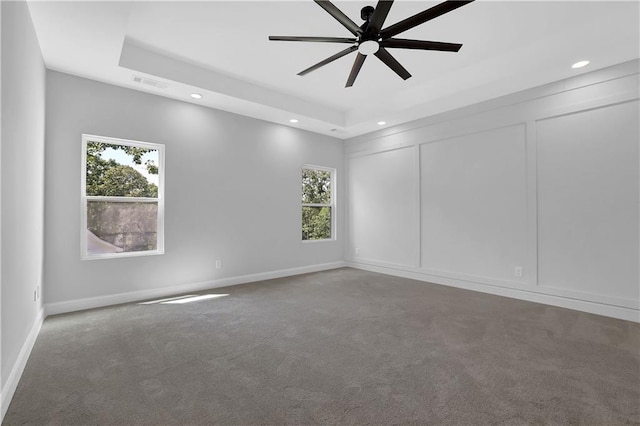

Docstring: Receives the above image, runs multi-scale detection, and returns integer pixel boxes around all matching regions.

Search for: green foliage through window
[302,167,333,240]
[302,169,331,204]
[86,141,158,197]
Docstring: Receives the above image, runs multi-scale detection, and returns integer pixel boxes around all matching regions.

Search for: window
[81,134,164,259]
[301,165,335,241]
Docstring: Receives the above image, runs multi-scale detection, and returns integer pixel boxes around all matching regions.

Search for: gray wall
[1,0,46,400]
[346,60,640,321]
[44,71,344,308]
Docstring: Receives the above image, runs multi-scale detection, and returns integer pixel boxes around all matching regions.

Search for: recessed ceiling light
[290,119,299,123]
[571,60,590,69]
[377,121,386,126]
[190,93,202,99]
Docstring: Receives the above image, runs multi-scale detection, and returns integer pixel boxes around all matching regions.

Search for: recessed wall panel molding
[348,147,418,267]
[537,100,640,303]
[420,125,528,283]
[346,62,640,320]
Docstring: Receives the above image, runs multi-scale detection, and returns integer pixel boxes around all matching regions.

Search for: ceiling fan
[269,0,474,87]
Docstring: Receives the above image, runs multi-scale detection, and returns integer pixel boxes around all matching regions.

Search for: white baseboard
[347,261,640,323]
[1,308,45,422]
[45,261,346,316]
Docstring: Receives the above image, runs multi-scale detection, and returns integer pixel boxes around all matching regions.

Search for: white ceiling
[27,1,640,139]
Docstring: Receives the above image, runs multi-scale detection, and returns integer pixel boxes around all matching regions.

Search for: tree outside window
[302,166,335,241]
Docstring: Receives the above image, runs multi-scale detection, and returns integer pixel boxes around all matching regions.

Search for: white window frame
[81,134,165,260]
[301,164,336,242]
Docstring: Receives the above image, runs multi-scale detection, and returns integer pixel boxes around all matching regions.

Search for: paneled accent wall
[346,60,640,322]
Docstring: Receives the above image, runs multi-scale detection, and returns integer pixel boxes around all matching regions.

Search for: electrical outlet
[514,266,523,278]
[215,260,222,269]
[355,247,360,256]
[33,290,37,302]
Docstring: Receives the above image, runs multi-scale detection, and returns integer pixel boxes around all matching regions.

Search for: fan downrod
[360,6,375,22]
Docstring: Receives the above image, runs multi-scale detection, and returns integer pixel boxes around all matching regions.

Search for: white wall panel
[537,101,639,301]
[348,147,417,267]
[420,125,528,282]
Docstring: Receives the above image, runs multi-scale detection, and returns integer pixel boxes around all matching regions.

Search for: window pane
[87,201,158,254]
[302,169,331,204]
[302,206,331,240]
[86,141,159,197]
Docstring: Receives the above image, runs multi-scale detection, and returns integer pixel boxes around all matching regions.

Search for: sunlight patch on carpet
[139,294,229,305]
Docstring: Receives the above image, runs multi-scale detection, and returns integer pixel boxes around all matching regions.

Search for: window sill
[301,238,335,244]
[82,249,164,261]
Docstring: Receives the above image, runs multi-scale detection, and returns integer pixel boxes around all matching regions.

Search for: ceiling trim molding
[119,39,346,128]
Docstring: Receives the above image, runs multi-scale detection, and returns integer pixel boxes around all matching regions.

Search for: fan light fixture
[358,40,379,55]
[377,121,386,125]
[190,93,202,99]
[571,60,589,69]
[290,119,299,123]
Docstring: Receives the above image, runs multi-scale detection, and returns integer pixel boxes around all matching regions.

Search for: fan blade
[374,47,411,80]
[298,45,358,76]
[367,0,394,36]
[269,36,356,44]
[314,0,362,36]
[381,38,462,52]
[346,53,367,87]
[380,0,474,39]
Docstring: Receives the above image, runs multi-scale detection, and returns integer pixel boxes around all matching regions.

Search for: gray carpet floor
[4,268,640,425]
